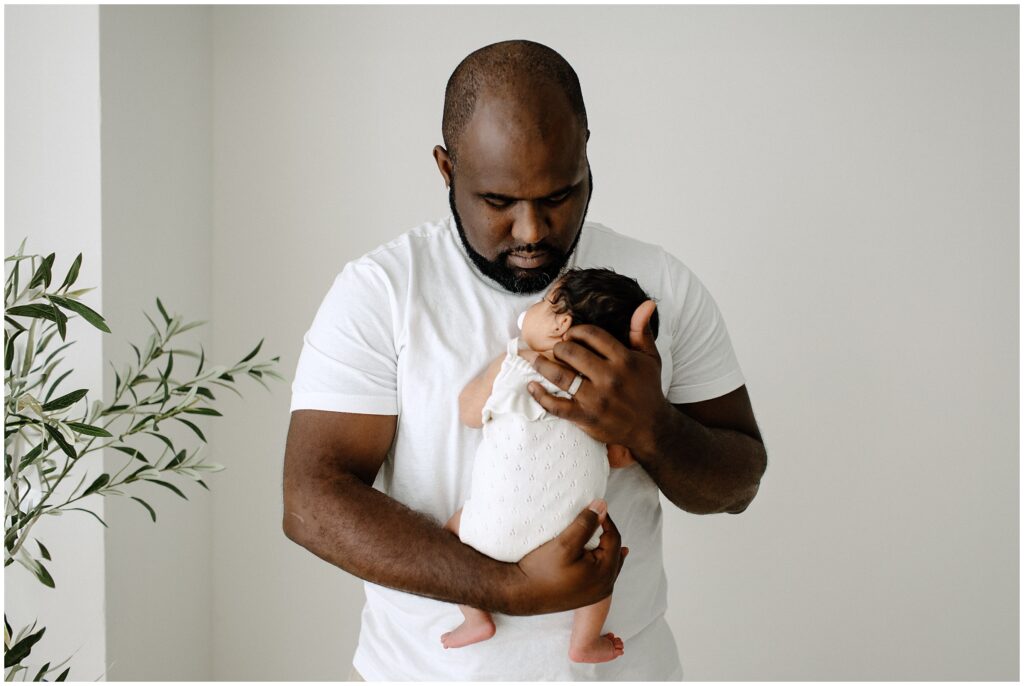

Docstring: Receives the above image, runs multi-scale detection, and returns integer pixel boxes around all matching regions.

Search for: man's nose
[510,202,548,247]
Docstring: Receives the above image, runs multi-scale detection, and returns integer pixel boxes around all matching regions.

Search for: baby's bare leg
[569,595,624,663]
[440,508,497,649]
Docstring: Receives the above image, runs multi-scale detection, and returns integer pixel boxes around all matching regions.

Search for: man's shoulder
[580,220,690,277]
[354,215,453,266]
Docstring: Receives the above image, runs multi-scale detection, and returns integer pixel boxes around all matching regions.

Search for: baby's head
[518,267,659,352]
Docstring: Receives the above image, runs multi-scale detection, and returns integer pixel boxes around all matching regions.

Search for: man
[283,40,767,681]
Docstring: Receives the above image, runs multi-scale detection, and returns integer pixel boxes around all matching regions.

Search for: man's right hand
[504,499,629,615]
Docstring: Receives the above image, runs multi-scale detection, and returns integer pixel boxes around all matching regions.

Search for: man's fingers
[629,300,659,357]
[594,507,621,551]
[531,354,580,392]
[528,381,579,420]
[556,499,607,555]
[562,324,628,363]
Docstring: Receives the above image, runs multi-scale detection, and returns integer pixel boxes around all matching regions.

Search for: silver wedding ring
[567,373,584,397]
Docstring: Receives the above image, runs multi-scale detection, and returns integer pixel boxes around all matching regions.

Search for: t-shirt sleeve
[289,259,399,415]
[663,254,746,404]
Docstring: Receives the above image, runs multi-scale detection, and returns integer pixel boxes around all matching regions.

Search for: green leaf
[82,474,110,497]
[57,253,82,291]
[162,350,174,382]
[156,298,171,325]
[18,443,44,470]
[174,417,206,442]
[240,338,263,363]
[143,311,162,337]
[34,559,55,588]
[36,540,51,561]
[130,496,156,522]
[64,507,108,528]
[28,253,55,289]
[197,479,209,491]
[183,406,222,417]
[111,445,144,459]
[195,386,215,401]
[65,421,112,437]
[196,344,205,375]
[5,327,23,371]
[43,424,77,459]
[50,299,67,340]
[4,626,45,667]
[41,388,88,412]
[4,315,26,331]
[43,369,75,404]
[6,304,58,323]
[56,666,71,681]
[149,479,188,500]
[175,319,207,336]
[143,431,175,454]
[47,294,110,333]
[33,661,52,681]
[127,415,155,434]
[165,450,187,469]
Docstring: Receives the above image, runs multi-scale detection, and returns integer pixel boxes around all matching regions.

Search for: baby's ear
[554,313,573,338]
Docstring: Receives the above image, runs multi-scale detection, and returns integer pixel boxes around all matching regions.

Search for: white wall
[210,5,1017,681]
[4,5,107,680]
[99,6,213,681]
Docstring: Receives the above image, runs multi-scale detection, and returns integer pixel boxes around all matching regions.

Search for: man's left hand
[528,300,670,457]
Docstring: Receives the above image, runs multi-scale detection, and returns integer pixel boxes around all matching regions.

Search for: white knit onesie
[458,337,610,563]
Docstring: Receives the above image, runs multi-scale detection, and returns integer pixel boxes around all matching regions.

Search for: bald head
[442,40,588,163]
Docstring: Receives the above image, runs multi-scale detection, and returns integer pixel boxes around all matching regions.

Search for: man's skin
[282,79,767,618]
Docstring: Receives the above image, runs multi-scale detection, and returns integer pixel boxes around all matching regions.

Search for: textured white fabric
[290,214,746,680]
[459,337,609,563]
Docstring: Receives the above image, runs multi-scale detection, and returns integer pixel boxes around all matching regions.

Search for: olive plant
[4,241,282,681]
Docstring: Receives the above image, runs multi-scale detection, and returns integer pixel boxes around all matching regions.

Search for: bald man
[283,40,767,681]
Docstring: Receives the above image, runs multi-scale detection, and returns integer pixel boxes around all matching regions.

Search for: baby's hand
[607,444,637,469]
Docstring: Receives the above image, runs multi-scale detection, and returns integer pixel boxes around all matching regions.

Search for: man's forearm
[284,473,518,613]
[633,404,767,515]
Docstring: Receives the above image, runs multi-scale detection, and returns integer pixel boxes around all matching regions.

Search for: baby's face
[519,283,572,352]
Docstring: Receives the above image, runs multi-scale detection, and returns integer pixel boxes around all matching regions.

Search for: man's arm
[282,409,626,615]
[634,385,766,514]
[527,301,767,516]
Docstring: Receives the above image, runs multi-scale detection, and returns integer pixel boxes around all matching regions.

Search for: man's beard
[449,168,593,295]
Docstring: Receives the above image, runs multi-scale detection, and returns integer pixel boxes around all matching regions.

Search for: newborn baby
[442,267,659,664]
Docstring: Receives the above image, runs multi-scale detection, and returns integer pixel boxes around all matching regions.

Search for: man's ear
[433,145,453,188]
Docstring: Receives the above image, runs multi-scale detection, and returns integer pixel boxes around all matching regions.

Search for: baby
[441,267,659,663]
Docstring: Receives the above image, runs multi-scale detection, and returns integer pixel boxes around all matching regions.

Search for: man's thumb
[629,300,658,356]
[560,499,606,549]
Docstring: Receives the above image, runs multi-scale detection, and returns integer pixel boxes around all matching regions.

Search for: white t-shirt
[290,214,746,681]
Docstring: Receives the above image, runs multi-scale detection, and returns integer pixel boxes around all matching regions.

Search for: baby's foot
[440,618,496,649]
[568,632,625,663]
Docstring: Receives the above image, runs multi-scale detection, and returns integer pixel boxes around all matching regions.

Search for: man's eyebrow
[478,183,577,202]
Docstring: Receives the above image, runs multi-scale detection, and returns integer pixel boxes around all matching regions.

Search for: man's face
[438,91,593,294]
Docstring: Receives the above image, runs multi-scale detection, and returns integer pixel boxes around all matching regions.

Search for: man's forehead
[457,95,587,194]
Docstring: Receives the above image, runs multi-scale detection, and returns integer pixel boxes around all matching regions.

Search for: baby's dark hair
[550,268,659,346]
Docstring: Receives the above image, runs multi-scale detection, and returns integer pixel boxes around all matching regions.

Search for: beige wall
[4,5,107,680]
[99,6,213,680]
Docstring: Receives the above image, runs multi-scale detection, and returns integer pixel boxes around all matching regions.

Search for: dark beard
[449,168,593,295]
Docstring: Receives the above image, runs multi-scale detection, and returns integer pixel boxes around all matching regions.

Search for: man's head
[434,40,593,294]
